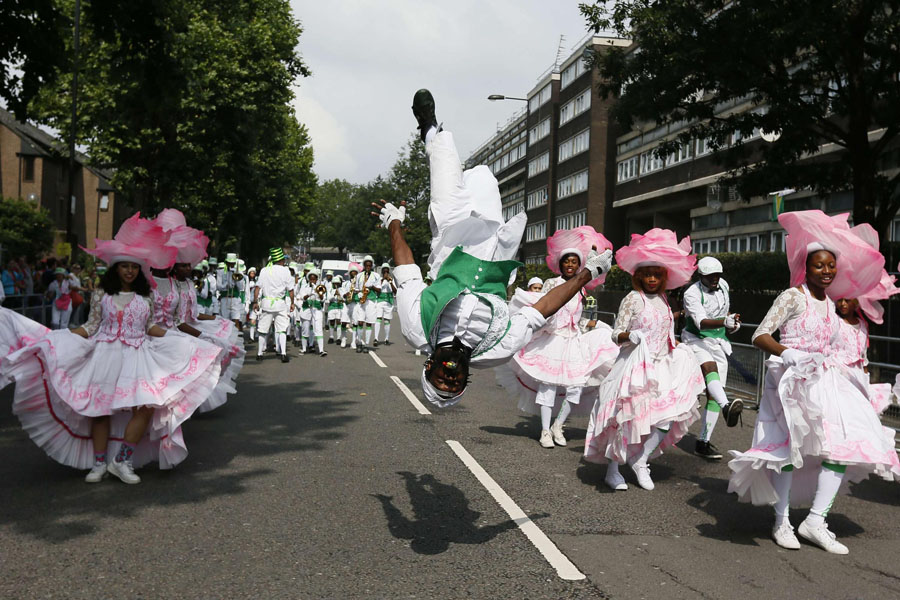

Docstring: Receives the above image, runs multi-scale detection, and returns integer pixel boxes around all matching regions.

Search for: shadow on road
[479,418,535,439]
[0,372,357,542]
[371,471,519,555]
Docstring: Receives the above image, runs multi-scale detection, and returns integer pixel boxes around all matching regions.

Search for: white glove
[379,202,406,229]
[780,348,809,368]
[725,314,740,332]
[585,248,613,280]
[628,330,645,346]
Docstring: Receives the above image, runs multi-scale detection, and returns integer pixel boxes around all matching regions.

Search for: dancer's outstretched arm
[532,249,612,319]
[374,201,413,266]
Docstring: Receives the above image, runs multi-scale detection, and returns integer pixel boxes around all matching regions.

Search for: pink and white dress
[496,278,619,415]
[0,307,49,388]
[584,290,703,464]
[728,285,900,506]
[175,278,245,413]
[833,317,893,414]
[2,290,224,470]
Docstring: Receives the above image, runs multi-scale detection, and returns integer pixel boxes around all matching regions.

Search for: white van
[320,259,351,280]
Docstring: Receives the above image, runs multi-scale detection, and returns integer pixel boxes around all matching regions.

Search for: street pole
[65,0,81,255]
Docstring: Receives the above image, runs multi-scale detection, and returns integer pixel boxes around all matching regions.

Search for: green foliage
[30,0,316,264]
[581,0,900,239]
[601,252,791,293]
[0,197,55,260]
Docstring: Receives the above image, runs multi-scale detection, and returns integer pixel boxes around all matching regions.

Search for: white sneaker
[550,422,567,446]
[539,429,554,448]
[350,341,356,349]
[604,469,628,491]
[628,460,655,490]
[772,522,801,550]
[84,462,107,483]
[107,459,141,484]
[341,339,347,348]
[798,519,849,554]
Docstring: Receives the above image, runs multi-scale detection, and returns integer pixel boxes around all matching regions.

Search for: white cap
[527,277,543,287]
[420,368,465,408]
[225,252,238,263]
[697,256,723,275]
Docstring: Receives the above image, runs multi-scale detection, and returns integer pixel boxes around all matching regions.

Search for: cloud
[291,0,592,184]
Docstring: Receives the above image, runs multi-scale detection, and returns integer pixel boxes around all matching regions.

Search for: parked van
[320,259,351,280]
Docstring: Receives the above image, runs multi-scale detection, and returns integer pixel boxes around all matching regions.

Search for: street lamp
[487,94,527,102]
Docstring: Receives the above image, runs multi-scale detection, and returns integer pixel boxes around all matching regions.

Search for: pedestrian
[526,277,543,292]
[252,248,295,363]
[497,226,619,448]
[373,263,396,346]
[682,256,744,461]
[46,267,79,329]
[245,266,258,341]
[2,213,224,484]
[376,89,612,407]
[729,210,899,554]
[584,229,704,491]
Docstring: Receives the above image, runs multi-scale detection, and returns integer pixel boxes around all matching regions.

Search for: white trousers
[51,306,72,329]
[258,309,289,334]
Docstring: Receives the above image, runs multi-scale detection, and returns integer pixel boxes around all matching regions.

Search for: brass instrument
[344,282,356,303]
[360,286,370,304]
[316,284,327,298]
[232,271,243,282]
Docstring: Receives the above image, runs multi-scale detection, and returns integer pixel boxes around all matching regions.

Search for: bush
[0,197,55,261]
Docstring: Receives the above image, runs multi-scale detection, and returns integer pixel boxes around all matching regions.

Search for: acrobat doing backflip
[376,89,612,408]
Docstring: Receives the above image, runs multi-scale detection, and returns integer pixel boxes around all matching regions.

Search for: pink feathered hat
[546,225,614,290]
[154,209,209,267]
[779,210,884,299]
[349,262,362,273]
[85,212,177,287]
[838,222,898,323]
[615,228,696,289]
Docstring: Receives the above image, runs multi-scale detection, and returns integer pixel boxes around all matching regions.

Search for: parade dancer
[497,226,619,448]
[682,256,743,460]
[342,263,361,349]
[373,263,396,346]
[327,275,344,345]
[584,229,704,491]
[246,266,258,341]
[353,256,380,353]
[2,214,224,484]
[728,210,898,554]
[376,89,612,406]
[253,248,295,363]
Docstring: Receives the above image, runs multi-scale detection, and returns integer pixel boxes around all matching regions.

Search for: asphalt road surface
[2,335,899,599]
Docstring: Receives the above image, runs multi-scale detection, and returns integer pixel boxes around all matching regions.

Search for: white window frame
[559,88,592,126]
[639,150,664,175]
[529,118,551,145]
[528,151,550,177]
[526,188,548,210]
[558,128,590,163]
[528,84,551,113]
[557,170,589,200]
[617,156,638,182]
[525,221,547,242]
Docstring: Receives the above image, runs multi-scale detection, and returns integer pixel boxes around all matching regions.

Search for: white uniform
[375,277,395,320]
[217,266,245,321]
[203,272,219,315]
[682,279,732,382]
[353,271,380,323]
[255,264,294,346]
[341,279,356,324]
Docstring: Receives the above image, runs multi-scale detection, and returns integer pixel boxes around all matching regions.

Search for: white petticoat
[189,316,246,413]
[584,341,703,464]
[3,328,223,470]
[0,308,49,388]
[728,356,900,506]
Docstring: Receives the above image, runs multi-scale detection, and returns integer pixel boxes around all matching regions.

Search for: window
[559,88,591,125]
[557,170,588,199]
[560,58,587,89]
[696,138,714,156]
[639,150,664,175]
[556,210,587,231]
[558,129,590,163]
[692,238,725,254]
[99,194,110,212]
[666,141,693,167]
[727,234,767,253]
[528,152,550,177]
[503,201,525,221]
[490,142,527,174]
[526,188,548,210]
[23,156,35,182]
[525,255,544,266]
[529,118,550,144]
[525,221,547,242]
[528,84,551,113]
[732,127,760,145]
[691,212,727,231]
[616,156,638,182]
[770,231,785,252]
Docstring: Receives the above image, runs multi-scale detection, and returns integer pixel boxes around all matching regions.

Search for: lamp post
[65,0,81,256]
[487,94,527,102]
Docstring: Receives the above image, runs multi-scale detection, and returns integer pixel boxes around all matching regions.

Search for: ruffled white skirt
[0,307,50,388]
[3,329,224,470]
[189,316,246,413]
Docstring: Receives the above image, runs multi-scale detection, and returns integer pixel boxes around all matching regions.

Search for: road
[1,336,899,599]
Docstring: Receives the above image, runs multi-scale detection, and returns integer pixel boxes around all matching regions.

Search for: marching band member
[246,266,258,341]
[584,229,703,491]
[729,210,898,554]
[682,256,744,460]
[342,263,361,349]
[327,275,344,344]
[377,89,612,406]
[253,248,295,363]
[306,268,328,356]
[218,253,244,331]
[296,267,313,353]
[353,256,380,353]
[373,263,396,347]
[324,270,335,342]
[205,257,220,316]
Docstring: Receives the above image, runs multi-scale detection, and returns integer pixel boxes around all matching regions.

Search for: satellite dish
[761,129,781,143]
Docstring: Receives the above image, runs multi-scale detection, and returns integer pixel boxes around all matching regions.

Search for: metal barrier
[2,291,94,328]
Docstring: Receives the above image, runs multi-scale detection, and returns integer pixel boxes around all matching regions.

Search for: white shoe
[341,339,347,348]
[628,460,655,490]
[539,430,554,449]
[772,522,801,550]
[84,462,107,483]
[798,519,849,554]
[604,469,628,491]
[550,422,567,446]
[350,341,356,349]
[107,459,141,484]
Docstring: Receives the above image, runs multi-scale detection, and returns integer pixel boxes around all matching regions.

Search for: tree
[581,0,900,239]
[0,197,55,260]
[30,0,316,264]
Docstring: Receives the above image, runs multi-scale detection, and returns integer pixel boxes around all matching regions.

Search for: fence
[2,292,94,328]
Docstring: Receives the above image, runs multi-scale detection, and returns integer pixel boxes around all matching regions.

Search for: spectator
[40,258,58,290]
[2,259,23,309]
[18,256,35,295]
[46,267,80,329]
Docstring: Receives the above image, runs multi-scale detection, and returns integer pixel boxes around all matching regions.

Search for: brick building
[0,107,117,252]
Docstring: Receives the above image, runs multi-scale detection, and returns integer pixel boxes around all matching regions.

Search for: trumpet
[316,284,327,298]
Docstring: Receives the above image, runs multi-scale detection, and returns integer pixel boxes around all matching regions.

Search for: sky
[290,1,595,185]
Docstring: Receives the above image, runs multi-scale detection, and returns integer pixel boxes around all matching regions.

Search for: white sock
[707,378,729,409]
[606,462,621,479]
[634,421,672,465]
[365,326,372,345]
[773,469,793,527]
[384,321,391,340]
[555,401,572,427]
[317,336,325,353]
[277,332,287,355]
[249,325,256,340]
[257,334,266,356]
[699,400,720,443]
[424,126,437,145]
[301,336,307,352]
[374,318,381,341]
[540,405,552,431]
[806,465,845,527]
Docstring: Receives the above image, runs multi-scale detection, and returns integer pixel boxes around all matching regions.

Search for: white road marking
[369,352,387,368]
[390,375,432,415]
[445,440,587,581]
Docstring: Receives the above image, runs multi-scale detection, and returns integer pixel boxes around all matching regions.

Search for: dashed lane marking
[390,375,432,415]
[445,440,587,581]
[370,352,387,368]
